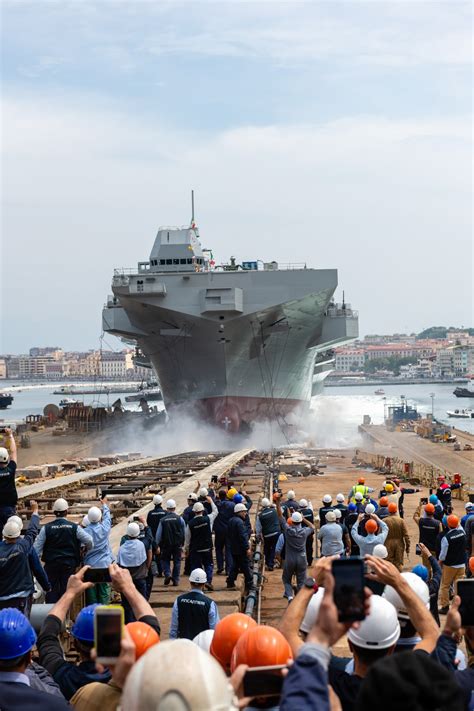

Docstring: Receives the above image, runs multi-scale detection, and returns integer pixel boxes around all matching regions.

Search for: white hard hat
[234,503,247,513]
[300,588,325,633]
[325,511,336,523]
[166,499,176,510]
[373,544,388,559]
[383,572,430,618]
[348,595,400,649]
[53,498,69,512]
[322,494,332,504]
[121,640,235,711]
[199,487,208,497]
[88,506,102,523]
[81,515,90,527]
[465,502,473,510]
[355,492,363,501]
[336,493,345,503]
[291,511,303,523]
[287,490,295,500]
[334,509,342,519]
[188,493,198,501]
[7,515,22,528]
[127,522,140,538]
[299,498,308,508]
[153,494,163,505]
[261,497,271,508]
[3,520,21,539]
[189,568,207,584]
[0,447,9,465]
[192,502,205,513]
[192,629,214,653]
[365,503,375,515]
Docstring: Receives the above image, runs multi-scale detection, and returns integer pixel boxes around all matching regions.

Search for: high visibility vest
[350,484,368,503]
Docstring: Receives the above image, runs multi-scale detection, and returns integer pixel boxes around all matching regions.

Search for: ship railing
[276,262,307,270]
[325,306,359,319]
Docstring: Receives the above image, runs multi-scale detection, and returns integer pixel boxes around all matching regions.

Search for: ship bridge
[148,225,206,273]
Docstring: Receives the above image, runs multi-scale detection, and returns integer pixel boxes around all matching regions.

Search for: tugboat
[0,393,13,410]
[454,387,474,398]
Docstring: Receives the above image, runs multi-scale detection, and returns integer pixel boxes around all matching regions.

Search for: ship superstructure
[103,218,358,432]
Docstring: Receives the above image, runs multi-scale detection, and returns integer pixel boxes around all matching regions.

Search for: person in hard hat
[461,501,474,530]
[226,503,253,590]
[428,493,444,521]
[0,429,18,540]
[3,513,51,608]
[356,503,377,537]
[348,476,374,504]
[0,501,41,618]
[184,496,218,591]
[0,608,70,710]
[37,564,159,701]
[147,494,166,580]
[350,512,388,557]
[213,489,235,575]
[155,499,185,587]
[465,513,474,573]
[276,496,314,602]
[345,502,360,555]
[318,494,334,526]
[169,568,220,640]
[335,492,348,522]
[281,490,300,519]
[438,514,466,614]
[377,496,390,519]
[365,544,389,594]
[413,501,442,575]
[390,477,420,519]
[226,487,238,501]
[83,496,113,605]
[412,543,442,625]
[34,498,93,603]
[121,515,154,600]
[117,522,150,622]
[182,493,199,576]
[299,498,315,566]
[384,502,410,571]
[120,639,237,711]
[256,497,281,571]
[436,476,462,515]
[317,510,347,557]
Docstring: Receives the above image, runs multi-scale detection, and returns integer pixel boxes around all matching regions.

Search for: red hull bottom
[174,396,308,433]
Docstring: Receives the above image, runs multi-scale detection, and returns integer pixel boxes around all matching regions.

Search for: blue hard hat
[0,608,36,660]
[71,604,100,642]
[429,494,438,504]
[348,503,357,512]
[442,515,448,528]
[233,493,244,503]
[412,564,429,582]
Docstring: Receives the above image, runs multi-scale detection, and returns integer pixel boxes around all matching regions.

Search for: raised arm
[6,428,17,464]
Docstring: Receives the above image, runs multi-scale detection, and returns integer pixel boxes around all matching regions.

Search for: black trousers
[227,553,252,587]
[44,563,77,603]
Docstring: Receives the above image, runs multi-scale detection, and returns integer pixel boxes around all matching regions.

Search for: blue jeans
[263,534,279,569]
[0,505,16,539]
[189,550,214,583]
[215,530,233,573]
[161,546,182,583]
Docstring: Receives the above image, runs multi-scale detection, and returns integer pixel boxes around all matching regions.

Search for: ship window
[160,259,165,265]
[173,259,179,265]
[187,258,193,264]
[180,258,186,264]
[166,259,172,265]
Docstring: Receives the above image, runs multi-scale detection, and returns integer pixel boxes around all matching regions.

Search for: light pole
[430,392,435,418]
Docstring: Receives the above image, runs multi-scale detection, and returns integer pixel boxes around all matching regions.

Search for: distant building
[335,348,366,372]
[0,359,6,379]
[453,345,474,376]
[99,352,127,379]
[436,348,455,377]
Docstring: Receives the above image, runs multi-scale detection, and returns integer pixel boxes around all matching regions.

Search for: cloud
[1,93,471,352]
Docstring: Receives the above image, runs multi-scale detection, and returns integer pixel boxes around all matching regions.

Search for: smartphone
[420,497,428,505]
[457,580,474,626]
[94,606,124,664]
[211,475,218,484]
[133,515,140,522]
[415,544,422,555]
[332,558,366,622]
[243,665,285,697]
[84,568,112,584]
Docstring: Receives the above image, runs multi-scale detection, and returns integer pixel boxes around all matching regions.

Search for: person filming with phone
[0,428,18,538]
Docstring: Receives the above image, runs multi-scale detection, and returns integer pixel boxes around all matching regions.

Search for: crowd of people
[0,427,472,710]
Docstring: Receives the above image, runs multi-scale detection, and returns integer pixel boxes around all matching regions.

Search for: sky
[1,0,472,353]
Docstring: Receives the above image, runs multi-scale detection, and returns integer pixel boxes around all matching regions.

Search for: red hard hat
[447,514,459,529]
[210,613,257,671]
[388,502,398,514]
[358,477,365,484]
[365,519,378,534]
[126,621,160,659]
[379,497,389,507]
[424,503,435,515]
[230,625,293,671]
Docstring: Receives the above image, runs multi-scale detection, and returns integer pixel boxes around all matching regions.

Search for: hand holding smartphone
[243,665,285,697]
[84,568,112,584]
[94,605,124,665]
[457,580,474,626]
[332,558,366,622]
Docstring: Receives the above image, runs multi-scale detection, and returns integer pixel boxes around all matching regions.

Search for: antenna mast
[191,189,195,225]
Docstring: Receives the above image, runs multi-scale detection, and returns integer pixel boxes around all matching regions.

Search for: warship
[103,205,358,432]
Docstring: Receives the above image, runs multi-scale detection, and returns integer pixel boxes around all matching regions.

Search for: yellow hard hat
[227,488,238,500]
[385,483,394,492]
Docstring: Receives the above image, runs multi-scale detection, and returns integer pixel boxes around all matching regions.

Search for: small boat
[125,389,163,403]
[446,409,474,419]
[0,393,13,410]
[375,389,385,395]
[454,387,474,398]
[59,398,81,407]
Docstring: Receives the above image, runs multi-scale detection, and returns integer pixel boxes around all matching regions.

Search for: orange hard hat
[230,625,293,672]
[365,519,378,534]
[447,514,459,529]
[379,497,389,507]
[388,502,398,514]
[126,621,160,659]
[286,517,293,526]
[424,503,435,515]
[272,492,279,502]
[210,613,257,671]
[358,477,365,484]
[469,557,474,574]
